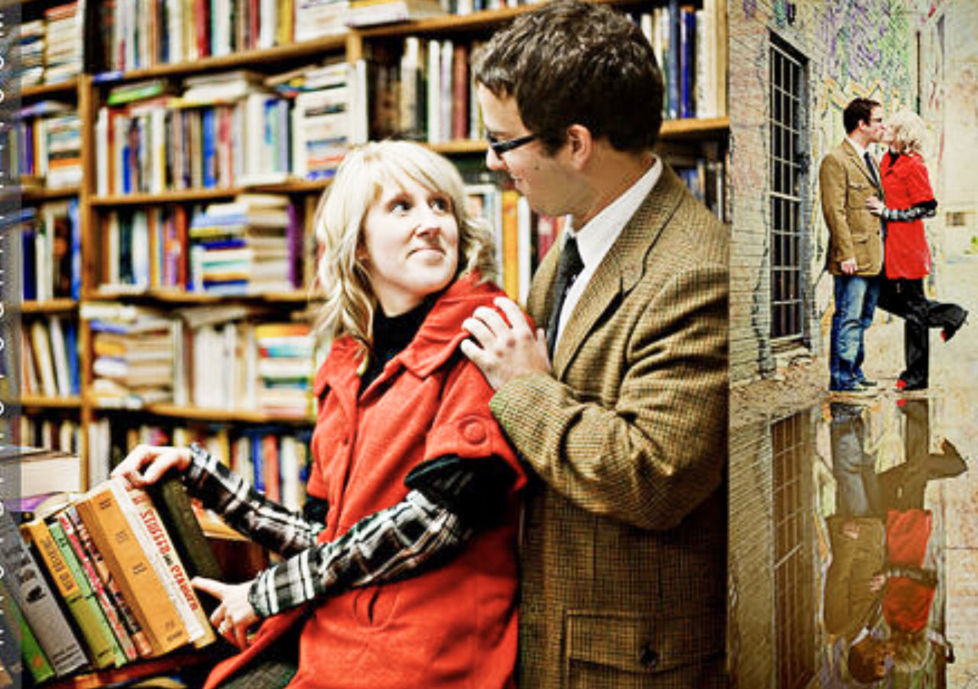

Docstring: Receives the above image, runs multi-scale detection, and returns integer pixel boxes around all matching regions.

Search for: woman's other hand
[194,577,260,649]
[866,196,885,216]
[111,444,191,489]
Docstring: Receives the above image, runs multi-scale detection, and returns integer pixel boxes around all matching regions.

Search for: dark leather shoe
[857,378,877,388]
[942,309,968,342]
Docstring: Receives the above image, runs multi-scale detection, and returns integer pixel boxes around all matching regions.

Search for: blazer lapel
[844,141,881,192]
[551,165,685,378]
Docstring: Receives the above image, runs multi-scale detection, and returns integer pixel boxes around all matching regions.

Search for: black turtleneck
[361,297,435,392]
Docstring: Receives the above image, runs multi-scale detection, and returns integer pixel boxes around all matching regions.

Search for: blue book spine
[667,0,680,120]
[68,199,81,300]
[64,321,80,395]
[679,8,696,119]
[23,230,37,300]
[250,431,265,494]
[202,108,217,189]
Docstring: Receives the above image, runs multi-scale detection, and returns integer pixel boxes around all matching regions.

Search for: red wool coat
[881,151,935,280]
[883,508,935,634]
[203,274,525,689]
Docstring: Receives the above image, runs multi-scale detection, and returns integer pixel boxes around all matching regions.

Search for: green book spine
[0,576,55,684]
[47,520,128,668]
[150,475,223,580]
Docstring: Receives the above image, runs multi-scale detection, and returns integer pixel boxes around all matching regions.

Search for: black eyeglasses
[487,133,537,156]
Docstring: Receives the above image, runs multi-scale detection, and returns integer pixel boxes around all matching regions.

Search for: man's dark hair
[848,638,887,683]
[472,0,663,155]
[843,98,881,135]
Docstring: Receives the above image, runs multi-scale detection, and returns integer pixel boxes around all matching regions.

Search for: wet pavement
[729,253,978,688]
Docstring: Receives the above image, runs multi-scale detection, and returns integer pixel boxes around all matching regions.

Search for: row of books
[9,101,84,189]
[369,37,484,144]
[640,0,727,120]
[81,300,320,412]
[18,416,84,457]
[22,315,82,399]
[20,199,82,301]
[0,461,219,684]
[86,419,313,511]
[17,3,83,88]
[94,65,367,195]
[95,196,311,295]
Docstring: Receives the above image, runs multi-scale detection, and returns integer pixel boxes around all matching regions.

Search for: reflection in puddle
[731,394,972,688]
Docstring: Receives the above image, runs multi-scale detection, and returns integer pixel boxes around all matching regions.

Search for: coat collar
[540,164,686,378]
[842,139,882,190]
[313,272,497,399]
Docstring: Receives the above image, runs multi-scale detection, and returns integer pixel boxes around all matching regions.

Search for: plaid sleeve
[183,442,323,556]
[881,199,937,222]
[247,488,472,618]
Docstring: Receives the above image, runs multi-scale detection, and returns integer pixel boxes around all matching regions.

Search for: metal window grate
[769,37,808,343]
[772,412,815,689]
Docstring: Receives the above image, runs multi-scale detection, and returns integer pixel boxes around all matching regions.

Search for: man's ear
[565,124,593,169]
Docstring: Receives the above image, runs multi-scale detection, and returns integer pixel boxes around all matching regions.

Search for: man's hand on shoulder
[461,297,551,390]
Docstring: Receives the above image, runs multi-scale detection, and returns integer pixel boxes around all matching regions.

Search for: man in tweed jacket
[461,2,728,687]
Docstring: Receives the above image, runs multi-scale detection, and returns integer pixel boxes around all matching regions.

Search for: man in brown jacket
[820,98,886,394]
[460,2,728,687]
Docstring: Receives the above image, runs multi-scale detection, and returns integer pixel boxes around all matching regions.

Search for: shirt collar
[846,136,869,160]
[565,156,662,269]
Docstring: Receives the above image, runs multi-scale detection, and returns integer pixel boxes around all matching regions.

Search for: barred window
[769,36,809,344]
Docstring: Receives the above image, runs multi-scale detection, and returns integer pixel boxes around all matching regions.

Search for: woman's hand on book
[111,444,192,488]
[194,576,259,649]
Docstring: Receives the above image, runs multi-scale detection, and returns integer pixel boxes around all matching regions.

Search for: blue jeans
[829,274,879,390]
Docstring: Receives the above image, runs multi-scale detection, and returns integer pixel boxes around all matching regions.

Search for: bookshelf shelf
[21,78,81,100]
[20,298,80,314]
[18,394,84,409]
[90,180,331,206]
[145,403,315,425]
[83,289,321,304]
[43,649,221,689]
[661,116,730,140]
[23,186,82,203]
[94,35,349,85]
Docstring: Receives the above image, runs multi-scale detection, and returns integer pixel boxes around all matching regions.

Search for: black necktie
[546,235,584,356]
[864,151,880,189]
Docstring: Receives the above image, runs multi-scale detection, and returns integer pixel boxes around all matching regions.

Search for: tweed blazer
[490,165,728,689]
[819,140,885,277]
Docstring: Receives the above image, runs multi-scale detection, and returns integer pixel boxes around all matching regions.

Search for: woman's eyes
[389,196,451,214]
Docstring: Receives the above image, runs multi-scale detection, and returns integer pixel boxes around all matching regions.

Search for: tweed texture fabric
[820,140,885,277]
[490,165,729,688]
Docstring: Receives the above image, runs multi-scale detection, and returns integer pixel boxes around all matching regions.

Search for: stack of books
[291,61,365,180]
[23,314,81,399]
[188,195,298,295]
[82,303,177,407]
[18,20,46,87]
[254,323,315,418]
[44,2,84,84]
[0,455,220,685]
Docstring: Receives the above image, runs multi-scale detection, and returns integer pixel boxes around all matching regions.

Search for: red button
[461,418,487,444]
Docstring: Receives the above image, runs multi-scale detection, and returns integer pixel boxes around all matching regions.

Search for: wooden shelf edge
[94,35,349,84]
[18,395,83,409]
[19,298,80,314]
[660,116,730,139]
[91,179,330,205]
[43,648,220,689]
[144,403,315,425]
[84,289,319,304]
[21,78,81,99]
[16,186,82,203]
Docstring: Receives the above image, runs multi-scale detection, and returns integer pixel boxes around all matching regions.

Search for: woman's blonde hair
[888,110,930,157]
[314,140,496,353]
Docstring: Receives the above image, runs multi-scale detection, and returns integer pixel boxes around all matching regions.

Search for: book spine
[45,520,127,668]
[149,476,223,580]
[0,511,89,676]
[0,578,55,685]
[57,511,140,662]
[125,485,214,647]
[66,506,155,658]
[75,485,190,655]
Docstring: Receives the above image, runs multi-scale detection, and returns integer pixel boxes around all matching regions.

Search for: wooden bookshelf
[19,394,84,409]
[21,78,81,100]
[661,116,731,140]
[22,186,82,203]
[20,298,79,314]
[43,649,222,689]
[144,403,315,425]
[90,180,330,206]
[83,289,320,304]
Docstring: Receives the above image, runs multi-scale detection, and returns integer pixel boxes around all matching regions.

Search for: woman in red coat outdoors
[866,109,968,392]
[113,141,526,689]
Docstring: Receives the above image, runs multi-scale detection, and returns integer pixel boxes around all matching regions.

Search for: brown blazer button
[640,644,659,670]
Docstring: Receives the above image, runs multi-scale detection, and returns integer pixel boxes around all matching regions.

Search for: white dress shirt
[553,156,663,347]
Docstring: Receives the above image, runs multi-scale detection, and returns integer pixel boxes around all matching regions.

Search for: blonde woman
[114,141,526,689]
[867,110,968,391]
